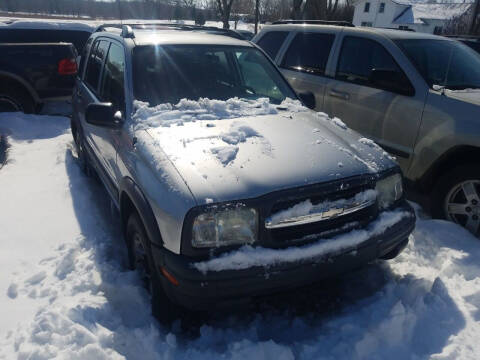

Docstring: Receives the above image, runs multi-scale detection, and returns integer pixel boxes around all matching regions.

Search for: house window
[434,26,443,35]
[361,22,373,27]
[364,2,370,12]
[379,3,385,13]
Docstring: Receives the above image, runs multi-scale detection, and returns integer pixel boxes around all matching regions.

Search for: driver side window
[99,43,126,114]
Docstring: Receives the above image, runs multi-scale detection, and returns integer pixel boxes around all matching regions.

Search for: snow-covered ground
[1,111,480,359]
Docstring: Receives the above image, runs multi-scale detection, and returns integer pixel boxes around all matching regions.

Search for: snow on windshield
[131,97,306,130]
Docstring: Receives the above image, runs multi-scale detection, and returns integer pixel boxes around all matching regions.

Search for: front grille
[263,177,378,246]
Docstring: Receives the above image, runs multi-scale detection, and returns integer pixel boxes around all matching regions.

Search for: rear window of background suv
[256,31,289,60]
[281,33,335,76]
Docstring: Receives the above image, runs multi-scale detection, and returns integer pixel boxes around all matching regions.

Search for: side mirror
[298,91,316,110]
[369,68,414,96]
[85,102,121,128]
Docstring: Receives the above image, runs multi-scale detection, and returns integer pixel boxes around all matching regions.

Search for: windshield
[395,39,480,90]
[133,45,297,106]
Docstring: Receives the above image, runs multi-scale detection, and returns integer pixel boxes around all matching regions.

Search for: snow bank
[131,97,306,130]
[2,112,480,359]
[193,208,410,274]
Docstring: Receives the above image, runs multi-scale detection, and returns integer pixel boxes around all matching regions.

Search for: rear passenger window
[256,31,288,60]
[100,43,126,113]
[281,33,335,76]
[84,40,110,92]
[337,37,399,84]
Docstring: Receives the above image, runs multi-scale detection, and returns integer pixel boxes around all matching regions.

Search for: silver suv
[254,23,480,235]
[71,23,415,317]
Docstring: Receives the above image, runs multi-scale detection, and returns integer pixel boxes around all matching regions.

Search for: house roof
[393,3,473,24]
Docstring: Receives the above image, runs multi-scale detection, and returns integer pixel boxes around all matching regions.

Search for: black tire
[0,84,35,114]
[125,212,182,323]
[431,165,480,236]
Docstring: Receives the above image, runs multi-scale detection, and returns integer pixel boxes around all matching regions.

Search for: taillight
[58,58,77,75]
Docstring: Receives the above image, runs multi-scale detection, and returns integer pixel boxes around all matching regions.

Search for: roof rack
[95,24,135,38]
[271,20,354,27]
[378,27,416,32]
[445,34,480,41]
[94,23,245,40]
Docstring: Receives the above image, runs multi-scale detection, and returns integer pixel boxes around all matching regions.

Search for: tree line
[0,0,354,30]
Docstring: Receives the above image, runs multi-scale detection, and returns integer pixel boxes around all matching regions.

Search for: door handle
[329,89,350,101]
[76,89,83,99]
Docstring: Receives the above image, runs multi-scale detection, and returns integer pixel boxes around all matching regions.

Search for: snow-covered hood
[132,98,396,204]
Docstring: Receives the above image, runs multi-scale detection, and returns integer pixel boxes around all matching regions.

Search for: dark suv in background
[0,20,94,113]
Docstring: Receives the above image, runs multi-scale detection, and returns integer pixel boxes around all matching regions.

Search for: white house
[352,0,474,34]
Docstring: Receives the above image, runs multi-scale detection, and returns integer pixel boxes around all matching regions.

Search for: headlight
[192,206,258,248]
[375,173,403,209]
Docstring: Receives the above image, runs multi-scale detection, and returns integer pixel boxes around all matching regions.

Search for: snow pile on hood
[1,112,480,359]
[131,97,307,130]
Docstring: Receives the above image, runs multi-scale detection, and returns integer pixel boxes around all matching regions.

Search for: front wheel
[125,212,182,322]
[432,165,480,236]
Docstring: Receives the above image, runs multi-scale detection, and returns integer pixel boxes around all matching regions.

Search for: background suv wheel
[432,165,480,236]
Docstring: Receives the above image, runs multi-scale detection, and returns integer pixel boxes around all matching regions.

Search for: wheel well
[120,191,137,233]
[0,75,36,107]
[119,185,164,248]
[71,121,77,137]
[420,146,480,191]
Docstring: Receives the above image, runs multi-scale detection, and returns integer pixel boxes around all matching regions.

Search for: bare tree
[327,0,339,19]
[470,0,480,35]
[183,0,196,19]
[216,0,236,28]
[254,0,259,32]
[291,0,302,19]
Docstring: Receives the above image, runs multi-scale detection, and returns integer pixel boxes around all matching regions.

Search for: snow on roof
[0,19,95,32]
[394,3,472,24]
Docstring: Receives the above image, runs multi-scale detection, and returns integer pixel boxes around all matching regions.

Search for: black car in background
[0,21,94,113]
[0,20,93,53]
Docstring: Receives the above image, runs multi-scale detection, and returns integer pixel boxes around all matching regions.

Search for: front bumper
[152,201,415,310]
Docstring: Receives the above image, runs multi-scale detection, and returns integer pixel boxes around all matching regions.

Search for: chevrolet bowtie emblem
[321,207,345,219]
[265,199,374,229]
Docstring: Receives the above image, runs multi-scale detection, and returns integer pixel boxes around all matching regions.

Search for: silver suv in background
[254,24,480,235]
[71,23,414,319]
